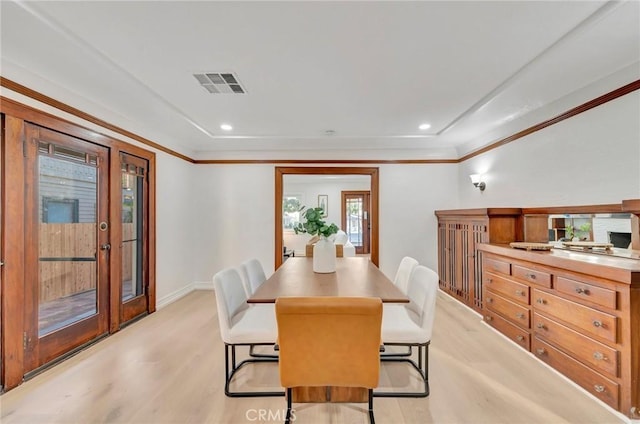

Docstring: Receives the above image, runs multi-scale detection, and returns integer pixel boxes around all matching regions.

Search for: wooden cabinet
[435,209,521,312]
[478,244,640,419]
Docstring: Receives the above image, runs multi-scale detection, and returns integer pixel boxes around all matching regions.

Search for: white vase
[313,237,336,273]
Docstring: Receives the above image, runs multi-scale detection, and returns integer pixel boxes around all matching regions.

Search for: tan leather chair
[275,296,382,424]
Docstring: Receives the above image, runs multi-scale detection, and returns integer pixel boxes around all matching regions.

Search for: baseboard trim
[194,281,214,290]
[156,282,214,310]
[156,284,195,309]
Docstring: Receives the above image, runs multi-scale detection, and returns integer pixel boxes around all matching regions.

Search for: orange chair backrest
[275,296,382,389]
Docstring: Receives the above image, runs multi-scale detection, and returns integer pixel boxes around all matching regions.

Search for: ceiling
[1,1,639,160]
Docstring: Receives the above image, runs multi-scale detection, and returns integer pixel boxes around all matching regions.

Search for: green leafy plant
[565,223,592,240]
[565,224,575,240]
[293,207,338,238]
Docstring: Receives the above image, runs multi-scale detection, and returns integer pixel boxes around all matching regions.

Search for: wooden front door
[23,124,110,373]
[341,191,370,255]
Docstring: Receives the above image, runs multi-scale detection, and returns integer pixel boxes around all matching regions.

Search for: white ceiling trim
[16,1,622,146]
[437,0,623,136]
[16,1,217,140]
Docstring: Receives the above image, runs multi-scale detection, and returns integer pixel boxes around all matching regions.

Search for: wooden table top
[248,257,409,303]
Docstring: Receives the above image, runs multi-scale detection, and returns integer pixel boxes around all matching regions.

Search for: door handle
[101,244,111,251]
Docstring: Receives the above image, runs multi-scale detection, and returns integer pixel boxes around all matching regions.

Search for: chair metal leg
[374,342,430,398]
[380,345,412,357]
[284,388,292,424]
[368,388,375,424]
[223,343,285,397]
[249,344,279,359]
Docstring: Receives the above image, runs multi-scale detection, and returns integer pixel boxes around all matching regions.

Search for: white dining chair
[378,265,438,398]
[393,256,419,295]
[213,267,282,397]
[240,258,267,296]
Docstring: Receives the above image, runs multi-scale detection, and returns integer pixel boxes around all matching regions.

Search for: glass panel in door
[121,165,143,301]
[342,191,370,255]
[345,197,364,249]
[120,154,149,323]
[38,152,98,336]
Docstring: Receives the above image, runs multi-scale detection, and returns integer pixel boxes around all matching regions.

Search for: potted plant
[294,207,339,273]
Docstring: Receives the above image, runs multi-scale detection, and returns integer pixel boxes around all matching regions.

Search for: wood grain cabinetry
[435,209,521,312]
[478,244,640,419]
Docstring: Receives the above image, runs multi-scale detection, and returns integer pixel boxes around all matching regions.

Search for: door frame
[1,98,156,390]
[274,167,379,269]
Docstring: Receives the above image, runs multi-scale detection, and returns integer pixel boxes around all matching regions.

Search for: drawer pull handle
[535,348,545,356]
[487,278,493,283]
[594,385,605,393]
[516,335,524,342]
[593,352,605,361]
[487,298,493,303]
[515,290,524,296]
[575,287,590,295]
[593,320,603,328]
[515,313,525,319]
[485,316,493,322]
[526,273,537,280]
[536,323,546,329]
[536,298,546,305]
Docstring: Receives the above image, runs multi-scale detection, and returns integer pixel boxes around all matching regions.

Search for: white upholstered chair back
[240,259,267,295]
[407,265,439,341]
[393,256,419,295]
[213,267,249,343]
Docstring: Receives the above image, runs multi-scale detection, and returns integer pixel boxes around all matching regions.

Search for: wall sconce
[469,174,486,191]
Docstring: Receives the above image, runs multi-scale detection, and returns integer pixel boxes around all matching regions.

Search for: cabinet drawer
[533,313,618,378]
[533,289,617,343]
[532,338,619,410]
[485,290,530,328]
[484,257,511,275]
[555,276,616,310]
[484,310,530,350]
[484,272,529,305]
[513,265,551,288]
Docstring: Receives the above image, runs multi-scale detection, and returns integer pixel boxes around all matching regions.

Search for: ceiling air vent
[193,72,246,94]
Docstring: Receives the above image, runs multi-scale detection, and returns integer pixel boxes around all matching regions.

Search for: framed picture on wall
[318,194,328,217]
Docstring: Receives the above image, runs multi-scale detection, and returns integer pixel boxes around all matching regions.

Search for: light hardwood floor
[0,290,625,424]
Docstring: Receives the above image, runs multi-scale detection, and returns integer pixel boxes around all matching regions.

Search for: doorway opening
[274,167,379,269]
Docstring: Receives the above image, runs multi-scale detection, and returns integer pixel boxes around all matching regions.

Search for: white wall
[458,91,640,208]
[378,164,459,277]
[190,164,460,283]
[154,154,198,306]
[191,165,275,282]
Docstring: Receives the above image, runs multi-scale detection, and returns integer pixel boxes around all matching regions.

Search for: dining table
[247,256,409,304]
[247,256,409,403]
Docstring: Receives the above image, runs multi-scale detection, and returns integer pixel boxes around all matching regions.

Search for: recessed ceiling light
[220,124,233,131]
[419,123,431,130]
